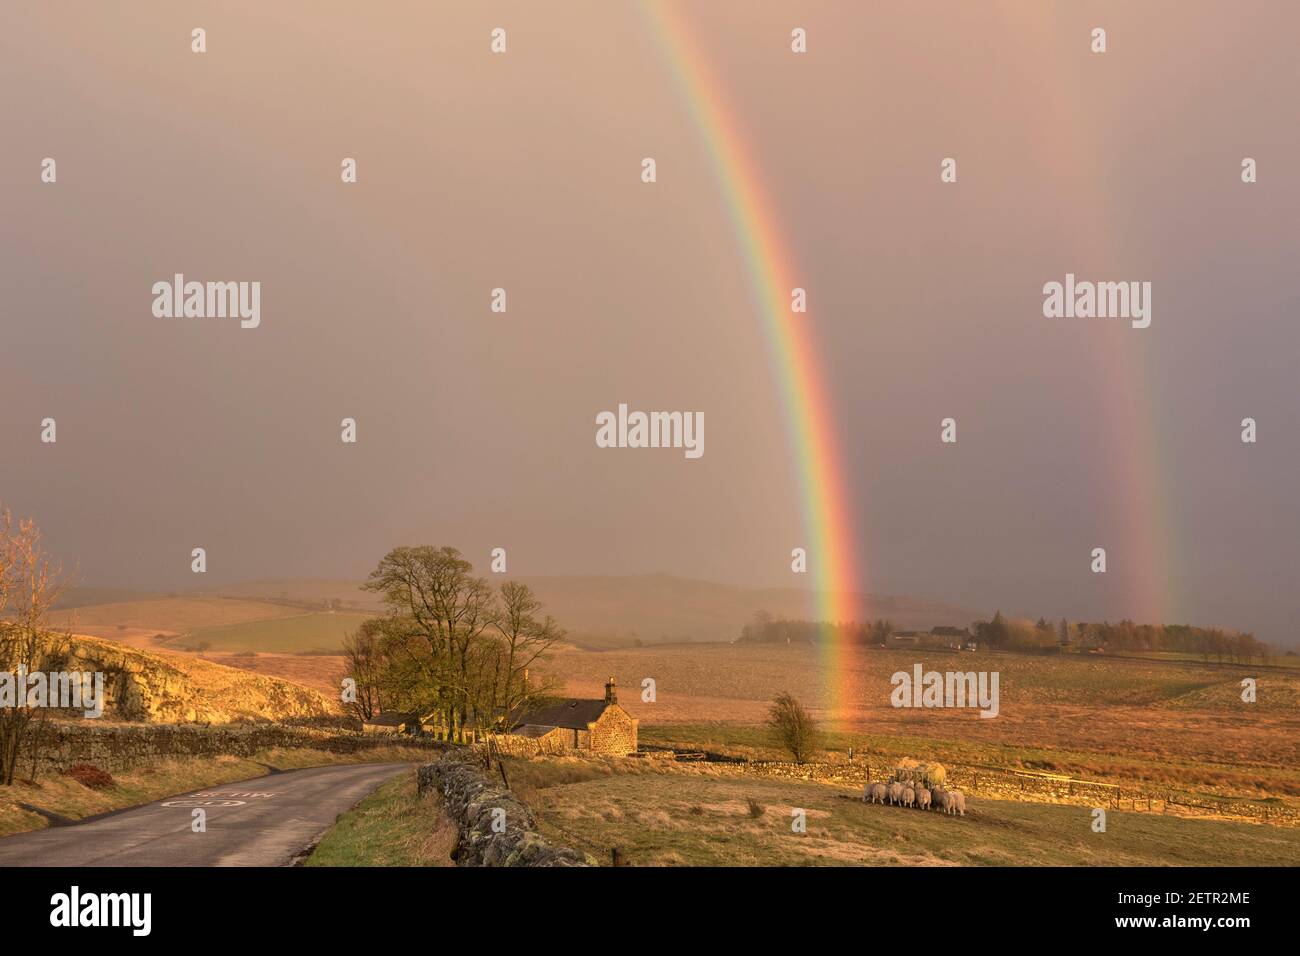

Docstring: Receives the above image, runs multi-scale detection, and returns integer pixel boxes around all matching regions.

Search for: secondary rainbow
[645,4,865,717]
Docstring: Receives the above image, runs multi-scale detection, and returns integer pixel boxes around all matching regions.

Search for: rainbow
[645,4,866,719]
[1008,3,1178,625]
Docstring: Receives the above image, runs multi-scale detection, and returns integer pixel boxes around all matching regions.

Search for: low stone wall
[29,720,447,774]
[417,753,594,867]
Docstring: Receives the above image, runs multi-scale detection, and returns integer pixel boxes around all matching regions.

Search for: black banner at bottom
[0,865,1273,942]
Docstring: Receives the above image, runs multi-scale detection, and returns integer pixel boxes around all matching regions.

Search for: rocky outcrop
[418,754,594,867]
[62,635,335,723]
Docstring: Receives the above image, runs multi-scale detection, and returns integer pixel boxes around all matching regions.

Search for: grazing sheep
[902,786,915,808]
[866,782,887,804]
[888,781,903,805]
[950,790,966,816]
[915,787,931,811]
[933,789,952,814]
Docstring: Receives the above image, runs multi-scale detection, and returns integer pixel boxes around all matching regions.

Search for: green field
[176,612,371,654]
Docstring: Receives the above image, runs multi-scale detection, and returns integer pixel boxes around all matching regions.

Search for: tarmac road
[0,762,411,866]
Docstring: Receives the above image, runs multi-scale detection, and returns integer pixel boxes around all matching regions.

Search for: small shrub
[766,692,820,763]
[64,763,114,789]
[689,804,704,816]
[746,797,764,819]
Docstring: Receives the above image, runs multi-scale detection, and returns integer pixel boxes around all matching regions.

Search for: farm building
[362,710,419,734]
[887,628,971,649]
[885,631,925,648]
[510,678,638,755]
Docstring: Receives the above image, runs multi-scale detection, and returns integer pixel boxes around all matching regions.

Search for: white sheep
[888,781,903,805]
[950,789,966,816]
[915,786,931,811]
[902,785,915,808]
[932,788,951,814]
[865,782,887,804]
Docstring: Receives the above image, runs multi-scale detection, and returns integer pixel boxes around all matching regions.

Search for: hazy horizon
[4,2,1297,645]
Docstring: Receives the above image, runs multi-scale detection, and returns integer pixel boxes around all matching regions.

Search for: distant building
[510,678,638,755]
[886,631,925,648]
[930,626,971,640]
[888,627,972,649]
[362,710,418,735]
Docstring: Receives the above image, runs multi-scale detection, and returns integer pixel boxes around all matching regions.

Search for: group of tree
[973,610,1273,663]
[0,507,70,786]
[737,611,891,646]
[342,546,565,742]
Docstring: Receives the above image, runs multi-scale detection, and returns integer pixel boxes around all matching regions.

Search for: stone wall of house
[417,752,594,867]
[589,706,637,755]
[27,720,447,774]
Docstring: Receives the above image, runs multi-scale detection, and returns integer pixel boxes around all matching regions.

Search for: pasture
[513,757,1300,867]
[49,596,303,633]
[176,612,371,654]
[538,643,1300,800]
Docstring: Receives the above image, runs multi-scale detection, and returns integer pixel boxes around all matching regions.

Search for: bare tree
[766,692,820,764]
[0,507,69,785]
[340,619,387,722]
[484,581,564,732]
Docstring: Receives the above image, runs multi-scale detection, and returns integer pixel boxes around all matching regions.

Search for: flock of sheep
[864,778,966,816]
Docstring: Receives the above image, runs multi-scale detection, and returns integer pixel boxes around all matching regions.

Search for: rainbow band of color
[645,4,864,719]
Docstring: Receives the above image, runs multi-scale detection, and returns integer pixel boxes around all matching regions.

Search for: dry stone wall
[30,720,447,773]
[417,753,595,867]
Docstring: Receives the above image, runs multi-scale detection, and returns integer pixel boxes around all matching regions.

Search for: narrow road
[0,762,410,867]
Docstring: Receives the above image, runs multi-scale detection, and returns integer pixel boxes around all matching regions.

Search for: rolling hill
[198,574,982,649]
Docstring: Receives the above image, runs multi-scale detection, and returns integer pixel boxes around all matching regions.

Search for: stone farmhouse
[509,678,638,755]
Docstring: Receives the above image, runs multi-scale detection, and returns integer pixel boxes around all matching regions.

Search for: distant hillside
[202,574,983,649]
[53,587,161,610]
[196,578,385,612]
[516,574,983,648]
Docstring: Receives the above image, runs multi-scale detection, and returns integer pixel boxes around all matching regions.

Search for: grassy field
[0,745,437,839]
[50,596,304,632]
[305,770,456,867]
[176,612,371,654]
[510,757,1300,867]
[539,643,1300,800]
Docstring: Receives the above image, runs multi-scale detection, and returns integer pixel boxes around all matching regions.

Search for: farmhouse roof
[514,698,610,731]
[513,724,558,738]
[365,710,415,727]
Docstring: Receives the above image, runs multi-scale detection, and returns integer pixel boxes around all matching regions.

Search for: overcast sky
[2,2,1296,644]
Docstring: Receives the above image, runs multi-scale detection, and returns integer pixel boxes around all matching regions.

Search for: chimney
[604,676,617,705]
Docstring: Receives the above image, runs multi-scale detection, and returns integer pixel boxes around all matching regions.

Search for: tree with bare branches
[0,507,69,785]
